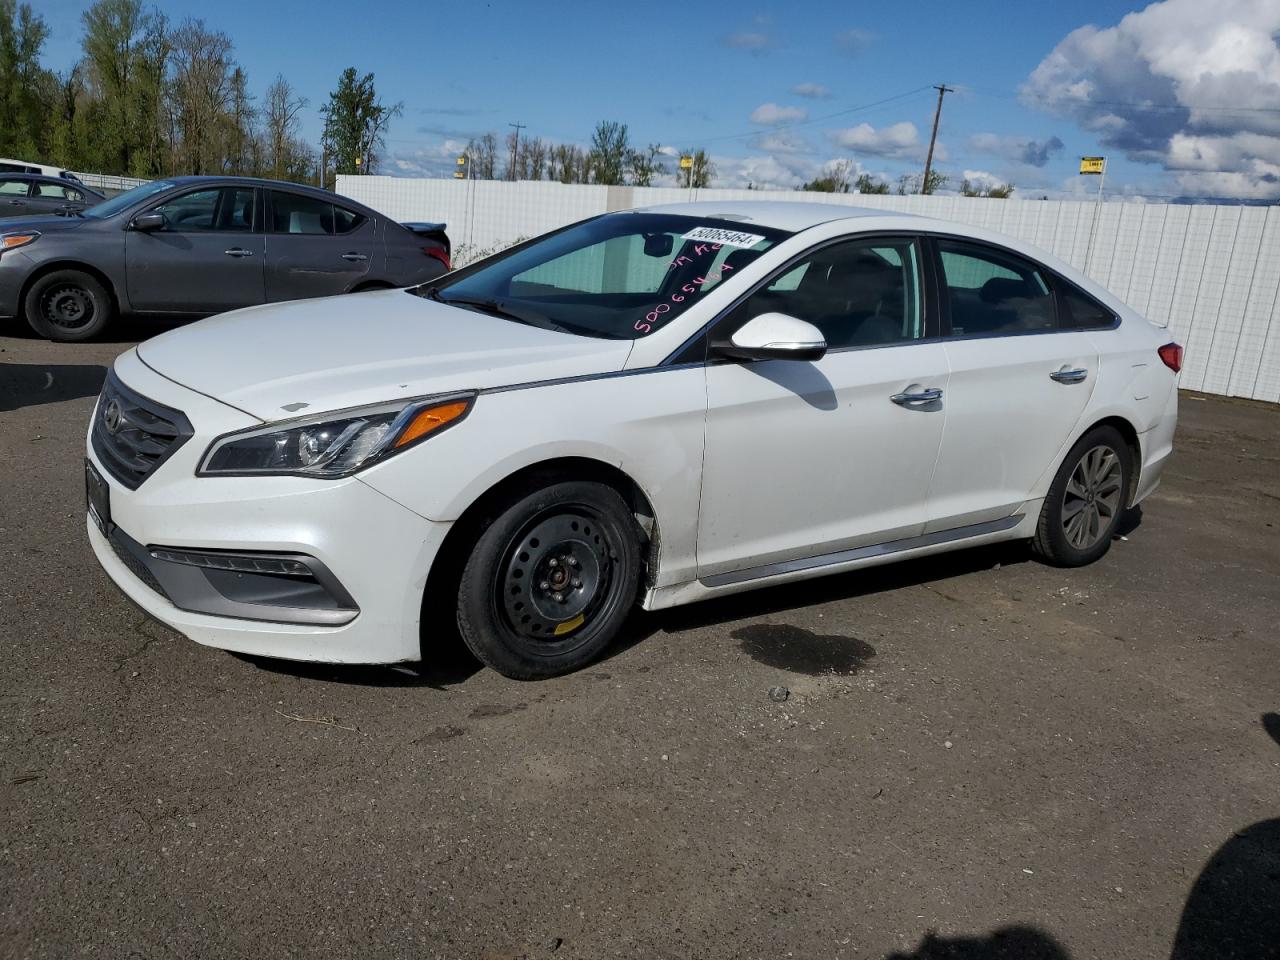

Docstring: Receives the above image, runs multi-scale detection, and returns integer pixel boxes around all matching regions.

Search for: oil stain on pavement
[732,623,876,675]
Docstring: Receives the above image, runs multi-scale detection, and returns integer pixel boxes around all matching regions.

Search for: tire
[455,480,642,680]
[24,269,115,342]
[1032,425,1132,567]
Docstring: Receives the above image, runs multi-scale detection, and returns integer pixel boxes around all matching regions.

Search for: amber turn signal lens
[395,400,471,448]
[1,233,39,251]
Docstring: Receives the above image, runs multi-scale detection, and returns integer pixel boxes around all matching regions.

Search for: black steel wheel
[456,480,642,679]
[24,269,115,342]
[1032,424,1132,567]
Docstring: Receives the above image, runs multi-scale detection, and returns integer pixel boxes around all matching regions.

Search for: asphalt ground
[2,321,1278,959]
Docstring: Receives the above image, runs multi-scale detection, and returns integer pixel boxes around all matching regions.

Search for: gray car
[0,176,450,341]
[0,174,104,219]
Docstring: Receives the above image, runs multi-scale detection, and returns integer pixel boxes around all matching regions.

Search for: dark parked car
[0,176,451,341]
[0,174,104,219]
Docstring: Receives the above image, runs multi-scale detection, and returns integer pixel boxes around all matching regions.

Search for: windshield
[82,180,177,219]
[422,213,790,339]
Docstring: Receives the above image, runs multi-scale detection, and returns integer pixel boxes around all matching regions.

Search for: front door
[924,237,1098,531]
[697,236,949,581]
[125,185,265,313]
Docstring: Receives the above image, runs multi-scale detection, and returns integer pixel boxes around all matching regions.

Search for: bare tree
[465,132,498,179]
[264,73,307,180]
[167,18,235,174]
[525,137,547,181]
[626,144,666,186]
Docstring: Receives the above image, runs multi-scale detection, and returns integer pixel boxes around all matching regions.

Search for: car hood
[135,289,635,422]
[1,213,92,234]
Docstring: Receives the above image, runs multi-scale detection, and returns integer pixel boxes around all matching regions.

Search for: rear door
[125,185,266,313]
[264,190,373,301]
[26,180,90,216]
[924,236,1097,532]
[0,178,30,217]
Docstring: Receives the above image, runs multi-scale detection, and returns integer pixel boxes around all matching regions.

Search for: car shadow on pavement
[885,925,1070,959]
[233,642,483,690]
[0,362,106,412]
[1168,712,1280,959]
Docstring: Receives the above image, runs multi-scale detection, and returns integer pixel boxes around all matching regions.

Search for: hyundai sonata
[85,202,1180,679]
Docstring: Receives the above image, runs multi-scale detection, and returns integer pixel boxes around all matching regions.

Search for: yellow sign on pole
[454,155,468,179]
[1079,156,1105,175]
[679,156,693,170]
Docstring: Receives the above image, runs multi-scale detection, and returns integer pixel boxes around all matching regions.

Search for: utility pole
[921,84,953,195]
[508,121,526,181]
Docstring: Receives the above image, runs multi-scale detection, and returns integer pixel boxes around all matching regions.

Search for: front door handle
[224,247,254,258]
[890,386,944,406]
[1050,367,1088,384]
[7,199,23,205]
[341,252,369,262]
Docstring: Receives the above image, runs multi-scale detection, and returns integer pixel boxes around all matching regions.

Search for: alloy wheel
[1061,444,1123,550]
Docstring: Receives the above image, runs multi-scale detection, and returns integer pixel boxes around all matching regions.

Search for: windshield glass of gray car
[82,180,177,219]
[427,213,789,339]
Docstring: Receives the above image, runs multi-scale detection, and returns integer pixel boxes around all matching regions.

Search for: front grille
[91,370,193,489]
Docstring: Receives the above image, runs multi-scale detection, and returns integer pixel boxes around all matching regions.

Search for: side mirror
[130,211,167,232]
[714,312,827,362]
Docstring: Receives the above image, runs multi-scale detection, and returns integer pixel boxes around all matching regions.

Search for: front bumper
[86,352,452,664]
[0,250,34,318]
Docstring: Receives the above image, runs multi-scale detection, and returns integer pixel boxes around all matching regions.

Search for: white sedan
[85,202,1181,679]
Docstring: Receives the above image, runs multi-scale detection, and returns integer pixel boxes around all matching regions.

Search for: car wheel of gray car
[455,480,642,680]
[1032,424,1132,567]
[24,270,115,342]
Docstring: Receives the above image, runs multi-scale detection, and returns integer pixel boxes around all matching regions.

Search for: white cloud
[830,121,929,160]
[388,139,470,178]
[749,129,812,155]
[750,103,808,125]
[791,83,832,99]
[834,28,876,56]
[1022,0,1280,198]
[969,132,1065,168]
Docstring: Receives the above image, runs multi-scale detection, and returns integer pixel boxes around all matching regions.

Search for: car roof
[166,175,340,199]
[632,200,913,233]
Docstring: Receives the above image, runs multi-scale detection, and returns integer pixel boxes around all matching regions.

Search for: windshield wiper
[435,294,576,334]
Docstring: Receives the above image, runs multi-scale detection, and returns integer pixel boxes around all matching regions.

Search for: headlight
[199,393,474,478]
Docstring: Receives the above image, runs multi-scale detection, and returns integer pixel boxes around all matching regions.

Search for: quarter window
[1059,283,1116,329]
[938,240,1056,336]
[729,237,925,350]
[270,191,366,235]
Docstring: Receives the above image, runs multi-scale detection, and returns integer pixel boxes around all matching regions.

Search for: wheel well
[20,261,122,318]
[350,280,393,293]
[1083,415,1142,507]
[419,457,660,655]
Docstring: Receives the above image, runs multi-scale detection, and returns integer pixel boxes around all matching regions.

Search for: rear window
[270,191,366,235]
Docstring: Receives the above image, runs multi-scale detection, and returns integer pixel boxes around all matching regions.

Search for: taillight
[424,246,450,271]
[1158,342,1183,373]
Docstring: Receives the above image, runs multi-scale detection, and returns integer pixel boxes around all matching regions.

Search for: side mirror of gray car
[130,211,168,232]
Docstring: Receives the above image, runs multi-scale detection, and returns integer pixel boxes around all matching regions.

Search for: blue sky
[36,0,1280,200]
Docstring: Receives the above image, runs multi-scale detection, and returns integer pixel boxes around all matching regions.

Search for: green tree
[0,0,53,160]
[80,0,169,176]
[960,178,1014,198]
[678,148,713,188]
[320,67,402,181]
[588,120,629,185]
[855,173,890,194]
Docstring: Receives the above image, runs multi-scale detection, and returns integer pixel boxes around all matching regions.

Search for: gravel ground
[2,322,1277,960]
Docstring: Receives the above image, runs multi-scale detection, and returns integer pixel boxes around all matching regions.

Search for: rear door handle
[890,386,944,406]
[224,248,254,258]
[341,252,369,262]
[7,199,23,205]
[1050,367,1088,384]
